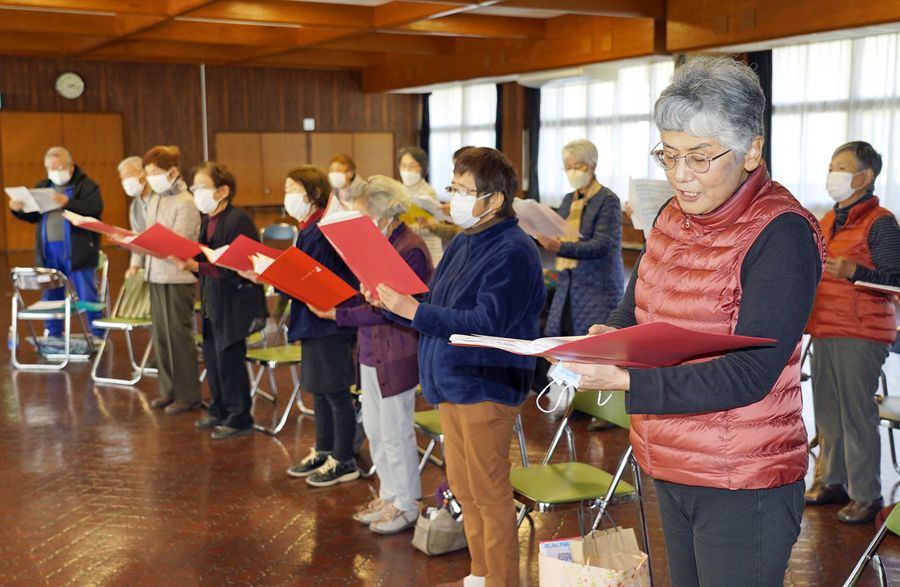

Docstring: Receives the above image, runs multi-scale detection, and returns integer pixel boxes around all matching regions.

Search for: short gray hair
[44,146,72,165]
[562,139,598,168]
[117,156,144,175]
[354,175,411,219]
[833,141,883,196]
[654,56,765,159]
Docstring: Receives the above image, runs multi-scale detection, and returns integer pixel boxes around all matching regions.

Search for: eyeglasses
[650,144,732,174]
[445,184,483,198]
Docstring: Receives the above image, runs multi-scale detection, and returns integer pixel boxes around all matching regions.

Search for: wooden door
[260,133,307,207]
[309,133,354,172]
[353,132,394,180]
[216,133,263,205]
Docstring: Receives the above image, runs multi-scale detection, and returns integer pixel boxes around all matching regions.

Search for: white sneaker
[463,576,486,587]
[352,497,389,524]
[369,505,418,535]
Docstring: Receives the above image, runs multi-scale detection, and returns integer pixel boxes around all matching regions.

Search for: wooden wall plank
[310,133,355,171]
[352,132,394,180]
[260,133,308,205]
[215,133,263,206]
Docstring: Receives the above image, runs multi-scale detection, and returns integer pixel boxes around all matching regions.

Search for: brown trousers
[439,401,520,587]
[149,282,200,404]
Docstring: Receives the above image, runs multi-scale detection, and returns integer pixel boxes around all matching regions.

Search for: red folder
[318,215,429,297]
[123,223,202,261]
[256,247,357,311]
[450,322,776,367]
[205,234,283,273]
[62,211,135,239]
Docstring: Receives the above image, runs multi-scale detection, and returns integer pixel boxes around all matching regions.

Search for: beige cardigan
[144,181,200,285]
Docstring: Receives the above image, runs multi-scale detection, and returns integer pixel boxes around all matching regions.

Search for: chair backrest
[10,267,69,292]
[96,250,110,305]
[113,270,151,320]
[573,390,630,430]
[260,223,299,245]
[886,502,900,536]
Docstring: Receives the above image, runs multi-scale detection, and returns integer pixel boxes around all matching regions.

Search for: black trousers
[313,392,356,462]
[202,316,253,429]
[655,478,804,587]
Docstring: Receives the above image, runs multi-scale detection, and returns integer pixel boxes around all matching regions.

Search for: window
[428,83,498,193]
[772,33,900,216]
[537,60,674,207]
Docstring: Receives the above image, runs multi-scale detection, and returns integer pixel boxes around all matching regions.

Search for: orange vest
[807,197,897,344]
[631,164,824,490]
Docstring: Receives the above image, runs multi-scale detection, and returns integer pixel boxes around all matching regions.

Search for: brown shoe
[165,401,202,414]
[804,483,850,505]
[150,396,174,410]
[837,498,884,524]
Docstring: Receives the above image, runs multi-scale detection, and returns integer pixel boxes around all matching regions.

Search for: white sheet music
[513,199,579,239]
[628,178,673,239]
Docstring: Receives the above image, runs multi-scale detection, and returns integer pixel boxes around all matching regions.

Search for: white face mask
[48,169,72,186]
[147,172,174,194]
[450,191,492,229]
[329,171,348,190]
[565,169,592,191]
[192,187,221,215]
[400,171,422,187]
[825,171,859,203]
[121,177,144,198]
[284,192,311,221]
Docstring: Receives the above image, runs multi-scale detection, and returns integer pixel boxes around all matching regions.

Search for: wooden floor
[1,248,899,586]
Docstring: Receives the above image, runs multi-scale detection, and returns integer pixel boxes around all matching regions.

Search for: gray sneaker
[305,456,360,488]
[286,447,329,478]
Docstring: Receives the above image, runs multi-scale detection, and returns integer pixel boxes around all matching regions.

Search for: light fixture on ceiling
[174,16,303,29]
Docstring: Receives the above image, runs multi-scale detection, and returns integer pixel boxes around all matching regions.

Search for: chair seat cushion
[414,410,442,435]
[511,462,634,504]
[93,317,152,329]
[245,345,301,365]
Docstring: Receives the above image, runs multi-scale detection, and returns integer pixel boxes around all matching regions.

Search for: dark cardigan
[198,204,268,347]
[13,165,102,271]
[409,217,545,406]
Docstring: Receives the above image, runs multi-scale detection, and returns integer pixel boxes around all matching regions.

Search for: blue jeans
[42,240,101,337]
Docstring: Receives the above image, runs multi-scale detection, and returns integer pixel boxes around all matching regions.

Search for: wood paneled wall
[0,56,422,249]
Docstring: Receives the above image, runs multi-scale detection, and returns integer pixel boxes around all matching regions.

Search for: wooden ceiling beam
[0,31,110,56]
[372,1,467,28]
[667,0,900,51]
[0,0,163,15]
[247,48,385,69]
[182,0,372,29]
[317,33,456,56]
[363,15,658,92]
[82,39,280,65]
[0,11,164,36]
[133,21,357,48]
[497,0,664,19]
[395,13,545,39]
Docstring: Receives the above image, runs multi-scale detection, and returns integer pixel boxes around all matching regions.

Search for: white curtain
[428,83,497,194]
[537,60,674,208]
[772,33,900,217]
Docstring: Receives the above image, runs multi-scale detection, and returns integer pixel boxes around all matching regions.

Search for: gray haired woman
[308,175,434,534]
[563,57,825,585]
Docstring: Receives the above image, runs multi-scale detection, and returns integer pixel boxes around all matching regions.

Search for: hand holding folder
[119,223,202,261]
[200,234,283,273]
[318,212,429,298]
[449,322,776,368]
[250,247,356,311]
[62,210,136,239]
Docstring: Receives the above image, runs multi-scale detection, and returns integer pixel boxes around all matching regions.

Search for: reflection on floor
[1,249,899,586]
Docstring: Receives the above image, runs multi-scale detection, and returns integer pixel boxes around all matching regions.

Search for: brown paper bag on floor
[539,527,649,587]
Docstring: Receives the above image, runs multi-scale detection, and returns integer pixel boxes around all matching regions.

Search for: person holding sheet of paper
[141,146,202,414]
[535,139,624,339]
[308,175,434,534]
[9,146,104,337]
[399,146,445,265]
[560,57,826,586]
[374,148,545,586]
[117,156,153,278]
[275,166,362,488]
[173,162,267,440]
[804,141,900,524]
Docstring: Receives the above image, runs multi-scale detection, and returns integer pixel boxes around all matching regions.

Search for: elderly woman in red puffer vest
[567,56,825,587]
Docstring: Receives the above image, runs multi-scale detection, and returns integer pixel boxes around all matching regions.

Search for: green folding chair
[844,503,900,586]
[510,390,651,574]
[90,269,154,386]
[246,344,312,435]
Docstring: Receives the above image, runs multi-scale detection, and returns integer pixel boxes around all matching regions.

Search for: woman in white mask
[328,154,364,206]
[399,145,445,265]
[277,166,362,489]
[141,145,202,415]
[373,147,545,586]
[174,162,267,440]
[805,141,900,524]
[117,156,152,278]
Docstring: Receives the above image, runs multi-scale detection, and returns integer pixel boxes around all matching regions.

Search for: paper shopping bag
[539,527,649,587]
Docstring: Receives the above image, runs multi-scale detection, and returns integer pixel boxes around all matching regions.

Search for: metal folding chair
[510,390,651,581]
[90,269,154,386]
[246,344,312,435]
[259,223,299,246]
[877,327,900,473]
[843,502,900,586]
[414,408,527,473]
[10,267,95,370]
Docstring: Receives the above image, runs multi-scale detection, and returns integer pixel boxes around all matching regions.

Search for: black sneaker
[210,425,254,440]
[286,447,329,478]
[305,456,360,488]
[195,416,222,430]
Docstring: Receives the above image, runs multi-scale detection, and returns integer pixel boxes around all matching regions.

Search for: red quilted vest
[631,164,824,490]
[807,197,896,344]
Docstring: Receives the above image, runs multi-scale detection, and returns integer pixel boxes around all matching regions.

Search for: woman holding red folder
[279,166,362,488]
[561,57,826,586]
[174,162,267,440]
[309,175,434,534]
